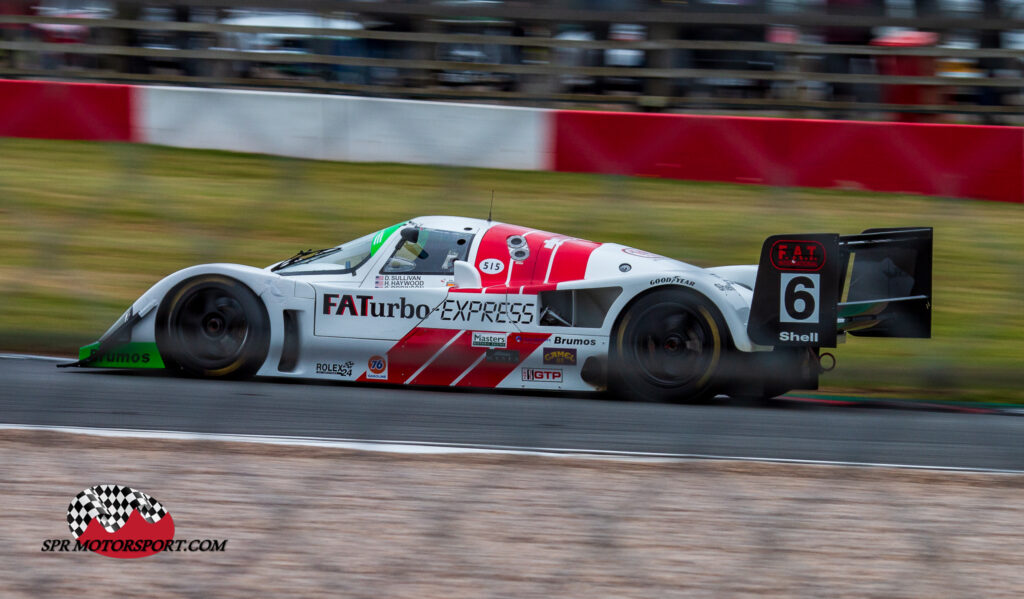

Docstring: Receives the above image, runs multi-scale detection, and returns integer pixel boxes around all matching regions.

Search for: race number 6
[779,273,820,323]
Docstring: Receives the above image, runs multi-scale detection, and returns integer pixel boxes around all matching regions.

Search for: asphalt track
[2,355,1022,471]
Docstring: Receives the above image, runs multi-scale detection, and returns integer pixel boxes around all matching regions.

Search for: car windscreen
[382,228,474,275]
[273,231,376,275]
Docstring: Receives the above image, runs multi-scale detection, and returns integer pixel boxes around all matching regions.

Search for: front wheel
[609,288,727,403]
[155,275,270,378]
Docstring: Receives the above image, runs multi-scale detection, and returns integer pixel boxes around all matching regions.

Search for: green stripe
[370,222,405,256]
[79,342,164,368]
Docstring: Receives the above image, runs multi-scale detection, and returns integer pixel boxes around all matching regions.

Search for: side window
[382,228,474,275]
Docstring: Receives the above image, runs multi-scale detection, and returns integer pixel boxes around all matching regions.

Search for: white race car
[63,216,932,403]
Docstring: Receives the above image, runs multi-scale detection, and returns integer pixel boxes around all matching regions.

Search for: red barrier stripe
[552,110,1024,203]
[6,80,1015,204]
[0,79,135,141]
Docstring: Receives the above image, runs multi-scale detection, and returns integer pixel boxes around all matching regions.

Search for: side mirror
[452,260,482,289]
[400,227,419,244]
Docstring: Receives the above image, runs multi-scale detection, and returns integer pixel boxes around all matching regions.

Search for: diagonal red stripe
[408,333,489,386]
[356,328,460,383]
[455,332,550,388]
[546,239,601,283]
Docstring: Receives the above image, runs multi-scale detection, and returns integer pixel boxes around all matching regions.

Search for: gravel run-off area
[1,429,1022,598]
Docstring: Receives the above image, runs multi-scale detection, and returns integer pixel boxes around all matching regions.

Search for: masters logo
[471,332,507,348]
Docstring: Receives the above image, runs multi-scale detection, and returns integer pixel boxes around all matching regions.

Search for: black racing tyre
[155,275,270,379]
[609,288,728,403]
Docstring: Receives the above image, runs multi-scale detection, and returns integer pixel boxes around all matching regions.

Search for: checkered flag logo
[66,485,168,539]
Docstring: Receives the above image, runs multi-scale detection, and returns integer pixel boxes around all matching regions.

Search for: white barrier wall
[138,86,550,170]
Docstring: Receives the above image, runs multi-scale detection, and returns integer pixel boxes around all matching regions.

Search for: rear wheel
[155,275,270,379]
[610,288,727,403]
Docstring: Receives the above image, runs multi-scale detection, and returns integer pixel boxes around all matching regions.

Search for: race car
[62,216,932,403]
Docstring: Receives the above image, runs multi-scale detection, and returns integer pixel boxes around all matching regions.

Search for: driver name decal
[375,275,425,289]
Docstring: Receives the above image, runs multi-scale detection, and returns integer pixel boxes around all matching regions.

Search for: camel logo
[66,484,175,559]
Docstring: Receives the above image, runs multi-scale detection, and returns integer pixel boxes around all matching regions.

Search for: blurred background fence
[6,0,1024,121]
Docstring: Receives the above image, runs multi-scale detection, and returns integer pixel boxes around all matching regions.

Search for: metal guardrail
[2,8,1023,116]
[30,0,1019,30]
[3,14,1024,59]
[4,39,1023,87]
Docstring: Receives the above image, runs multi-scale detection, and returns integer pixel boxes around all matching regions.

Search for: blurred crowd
[2,0,1023,119]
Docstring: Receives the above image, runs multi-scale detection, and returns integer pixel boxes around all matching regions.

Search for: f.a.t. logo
[770,240,826,272]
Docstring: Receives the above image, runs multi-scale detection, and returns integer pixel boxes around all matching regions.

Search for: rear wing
[747,228,932,348]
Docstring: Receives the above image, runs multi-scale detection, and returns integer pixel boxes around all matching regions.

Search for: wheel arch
[154,272,274,378]
[155,272,273,328]
[609,280,757,353]
[606,283,729,403]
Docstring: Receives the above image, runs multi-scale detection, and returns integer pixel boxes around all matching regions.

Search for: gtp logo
[522,368,562,382]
